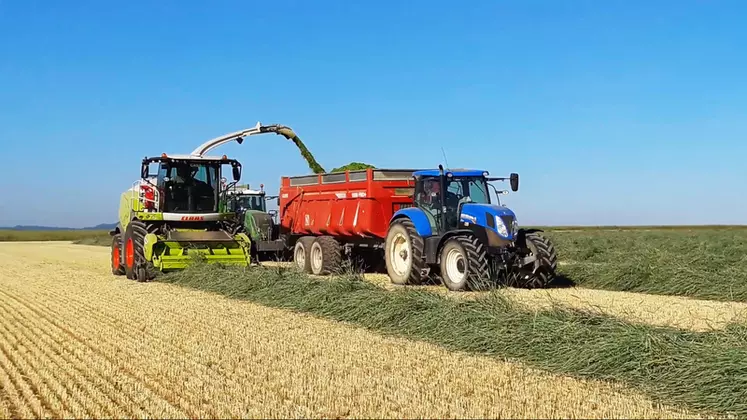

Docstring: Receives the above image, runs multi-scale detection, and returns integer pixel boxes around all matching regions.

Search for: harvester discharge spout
[190,122,326,174]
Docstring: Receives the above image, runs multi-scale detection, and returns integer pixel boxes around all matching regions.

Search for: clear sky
[1,0,745,228]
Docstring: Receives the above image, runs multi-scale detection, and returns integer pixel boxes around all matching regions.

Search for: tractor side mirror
[141,163,148,179]
[510,173,519,192]
[232,165,241,181]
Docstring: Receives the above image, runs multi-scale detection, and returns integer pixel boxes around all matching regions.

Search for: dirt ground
[0,242,703,418]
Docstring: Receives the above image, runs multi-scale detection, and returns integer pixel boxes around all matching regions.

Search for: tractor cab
[225,186,267,213]
[412,167,519,238]
[140,154,242,214]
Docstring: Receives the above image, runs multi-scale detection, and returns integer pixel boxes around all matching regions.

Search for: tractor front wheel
[439,235,490,291]
[123,220,156,282]
[111,233,125,275]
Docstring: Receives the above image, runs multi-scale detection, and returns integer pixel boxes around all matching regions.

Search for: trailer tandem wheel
[309,236,342,275]
[293,236,315,273]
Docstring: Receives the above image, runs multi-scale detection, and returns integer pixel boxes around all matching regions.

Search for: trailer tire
[385,219,426,285]
[111,233,125,275]
[439,235,490,291]
[293,236,315,273]
[520,232,558,288]
[310,236,342,275]
[124,220,156,282]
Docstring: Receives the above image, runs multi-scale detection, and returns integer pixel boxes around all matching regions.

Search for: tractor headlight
[512,218,519,235]
[494,215,509,237]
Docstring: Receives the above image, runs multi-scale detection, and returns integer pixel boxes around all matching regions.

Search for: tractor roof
[413,169,489,178]
[228,188,264,195]
[144,154,239,163]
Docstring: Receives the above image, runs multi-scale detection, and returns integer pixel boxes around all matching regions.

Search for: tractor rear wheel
[111,233,125,275]
[513,232,558,288]
[293,236,315,273]
[310,236,342,275]
[384,219,426,285]
[439,235,490,291]
[124,220,156,282]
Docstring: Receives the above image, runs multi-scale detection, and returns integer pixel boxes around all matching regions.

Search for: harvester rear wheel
[124,220,156,282]
[111,234,125,275]
[384,219,426,285]
[293,236,315,273]
[439,235,490,291]
[310,236,342,275]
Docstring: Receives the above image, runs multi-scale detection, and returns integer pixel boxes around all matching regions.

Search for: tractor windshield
[446,177,491,205]
[157,161,221,213]
[231,195,266,212]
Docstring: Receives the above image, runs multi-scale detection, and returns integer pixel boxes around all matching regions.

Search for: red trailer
[277,168,420,274]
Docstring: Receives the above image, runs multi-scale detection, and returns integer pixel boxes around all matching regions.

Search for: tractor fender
[390,207,433,238]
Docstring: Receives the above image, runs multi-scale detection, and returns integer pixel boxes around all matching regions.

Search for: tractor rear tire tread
[385,219,426,285]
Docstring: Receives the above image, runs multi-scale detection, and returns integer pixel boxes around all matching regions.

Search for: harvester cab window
[160,161,220,213]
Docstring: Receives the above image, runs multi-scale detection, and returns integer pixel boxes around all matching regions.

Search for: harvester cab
[386,165,558,291]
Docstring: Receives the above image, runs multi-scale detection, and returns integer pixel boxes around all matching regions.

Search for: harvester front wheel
[384,219,426,285]
[293,236,315,273]
[111,234,125,275]
[310,236,342,275]
[439,235,490,291]
[123,220,156,282]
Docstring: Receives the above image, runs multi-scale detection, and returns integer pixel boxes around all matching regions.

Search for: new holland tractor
[109,122,311,281]
[385,165,558,291]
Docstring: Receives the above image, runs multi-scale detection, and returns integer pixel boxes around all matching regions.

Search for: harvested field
[0,242,701,419]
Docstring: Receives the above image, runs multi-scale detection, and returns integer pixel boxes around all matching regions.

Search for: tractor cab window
[158,161,220,213]
[231,195,266,212]
[443,177,491,229]
[446,177,490,206]
[414,176,443,232]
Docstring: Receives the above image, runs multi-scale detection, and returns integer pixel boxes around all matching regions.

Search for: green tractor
[222,184,285,261]
[109,122,311,281]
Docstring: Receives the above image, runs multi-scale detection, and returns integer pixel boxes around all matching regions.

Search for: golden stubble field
[0,241,728,418]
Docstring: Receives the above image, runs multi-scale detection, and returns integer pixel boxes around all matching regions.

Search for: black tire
[310,236,342,275]
[439,235,490,291]
[384,219,426,285]
[111,233,125,275]
[516,232,558,288]
[124,220,157,282]
[293,236,315,273]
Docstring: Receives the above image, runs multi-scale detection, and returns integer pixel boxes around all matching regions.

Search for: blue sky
[1,0,745,227]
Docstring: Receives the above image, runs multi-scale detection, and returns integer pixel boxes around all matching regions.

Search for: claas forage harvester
[256,165,558,290]
[109,122,311,281]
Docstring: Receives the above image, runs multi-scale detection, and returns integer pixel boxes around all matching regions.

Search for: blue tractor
[384,165,558,291]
